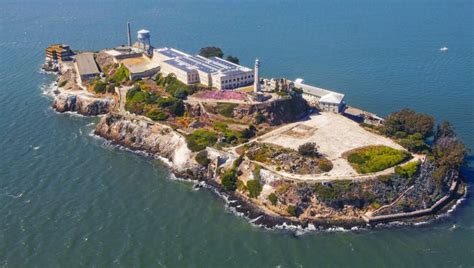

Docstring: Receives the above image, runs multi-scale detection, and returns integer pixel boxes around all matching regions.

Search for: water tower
[137,29,152,55]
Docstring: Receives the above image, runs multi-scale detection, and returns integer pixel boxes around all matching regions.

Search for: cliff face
[233,96,310,125]
[52,91,114,116]
[94,113,196,171]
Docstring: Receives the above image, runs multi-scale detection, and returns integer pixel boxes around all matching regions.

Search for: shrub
[221,168,238,191]
[93,81,107,93]
[395,161,420,178]
[216,103,238,117]
[253,165,261,181]
[298,142,319,157]
[237,180,247,192]
[268,193,277,205]
[186,130,218,152]
[255,112,266,124]
[399,133,429,153]
[318,159,333,172]
[314,183,337,201]
[287,205,297,217]
[169,100,185,116]
[346,146,412,174]
[195,150,211,166]
[146,109,168,121]
[110,64,130,83]
[247,180,262,198]
[233,155,244,169]
[58,80,67,87]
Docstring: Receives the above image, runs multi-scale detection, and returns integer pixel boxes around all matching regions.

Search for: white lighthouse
[253,58,260,93]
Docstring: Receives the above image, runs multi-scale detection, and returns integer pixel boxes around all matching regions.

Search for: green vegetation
[346,145,411,174]
[225,55,239,64]
[252,165,261,181]
[286,205,297,217]
[156,73,198,99]
[434,121,456,142]
[318,159,333,172]
[109,64,130,83]
[314,180,375,208]
[237,179,247,191]
[255,112,266,124]
[146,109,168,121]
[395,161,420,179]
[186,130,218,152]
[195,150,211,166]
[382,108,435,139]
[199,46,224,58]
[298,142,319,157]
[58,80,67,87]
[221,168,238,191]
[314,183,337,201]
[398,133,430,153]
[93,80,107,94]
[125,85,185,120]
[216,103,238,117]
[247,180,262,198]
[212,122,256,146]
[245,142,332,174]
[268,193,277,205]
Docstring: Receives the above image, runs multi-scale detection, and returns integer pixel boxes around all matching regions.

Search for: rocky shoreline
[91,113,466,231]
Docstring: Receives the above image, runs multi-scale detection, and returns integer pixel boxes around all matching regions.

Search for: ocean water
[0,0,473,266]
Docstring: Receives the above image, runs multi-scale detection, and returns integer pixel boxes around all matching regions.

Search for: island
[42,25,468,230]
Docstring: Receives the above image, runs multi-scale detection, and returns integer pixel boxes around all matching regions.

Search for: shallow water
[0,0,473,266]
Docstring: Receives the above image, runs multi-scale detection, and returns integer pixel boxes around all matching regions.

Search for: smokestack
[127,22,132,47]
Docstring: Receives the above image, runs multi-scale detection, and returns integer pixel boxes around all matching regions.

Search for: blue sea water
[0,0,473,266]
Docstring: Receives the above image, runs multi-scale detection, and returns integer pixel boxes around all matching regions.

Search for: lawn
[346,145,412,174]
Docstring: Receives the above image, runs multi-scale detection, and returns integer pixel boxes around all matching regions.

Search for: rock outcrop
[52,91,114,116]
[233,96,310,125]
[94,113,197,171]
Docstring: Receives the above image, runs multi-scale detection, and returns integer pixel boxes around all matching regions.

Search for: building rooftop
[154,47,252,75]
[75,53,100,76]
[120,55,160,74]
[295,79,345,104]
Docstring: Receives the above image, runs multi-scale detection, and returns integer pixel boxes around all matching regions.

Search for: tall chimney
[127,22,132,47]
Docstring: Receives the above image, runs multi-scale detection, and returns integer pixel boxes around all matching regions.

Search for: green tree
[247,180,262,198]
[382,108,435,138]
[195,150,211,166]
[199,47,224,58]
[298,142,319,157]
[435,121,456,142]
[268,193,277,205]
[221,168,238,191]
[225,55,240,64]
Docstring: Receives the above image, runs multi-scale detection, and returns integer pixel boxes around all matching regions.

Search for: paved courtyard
[257,112,410,180]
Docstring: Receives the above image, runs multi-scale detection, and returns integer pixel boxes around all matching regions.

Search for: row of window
[222,74,254,85]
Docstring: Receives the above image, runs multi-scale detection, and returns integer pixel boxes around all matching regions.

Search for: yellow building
[45,44,74,62]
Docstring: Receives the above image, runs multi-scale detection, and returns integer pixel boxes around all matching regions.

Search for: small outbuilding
[74,53,100,84]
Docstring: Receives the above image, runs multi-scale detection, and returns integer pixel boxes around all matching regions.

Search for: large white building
[154,47,254,90]
[294,78,345,113]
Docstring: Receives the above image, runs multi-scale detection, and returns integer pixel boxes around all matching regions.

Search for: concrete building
[74,53,100,85]
[154,47,254,90]
[261,78,294,92]
[45,44,74,62]
[294,78,345,113]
